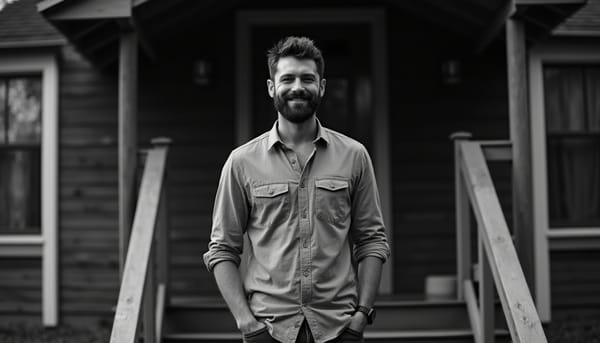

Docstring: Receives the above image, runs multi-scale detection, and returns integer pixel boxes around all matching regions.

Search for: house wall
[58,45,120,326]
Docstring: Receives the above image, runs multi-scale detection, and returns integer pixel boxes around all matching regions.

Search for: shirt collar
[267,118,330,151]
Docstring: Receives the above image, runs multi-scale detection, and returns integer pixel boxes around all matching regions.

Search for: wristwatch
[355,305,376,325]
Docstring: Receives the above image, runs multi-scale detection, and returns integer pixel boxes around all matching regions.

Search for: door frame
[235,8,393,294]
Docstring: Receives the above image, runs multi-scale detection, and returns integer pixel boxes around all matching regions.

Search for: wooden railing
[451,132,547,343]
[110,137,171,343]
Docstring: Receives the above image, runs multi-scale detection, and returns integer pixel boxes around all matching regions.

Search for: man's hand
[347,311,368,333]
[238,319,266,335]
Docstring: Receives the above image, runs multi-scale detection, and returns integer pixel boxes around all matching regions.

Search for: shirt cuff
[354,241,390,264]
[203,250,242,272]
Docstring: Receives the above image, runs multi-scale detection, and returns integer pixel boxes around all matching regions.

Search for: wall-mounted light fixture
[193,59,212,86]
[441,59,461,85]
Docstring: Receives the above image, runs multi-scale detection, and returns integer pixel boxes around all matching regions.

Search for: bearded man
[203,36,389,343]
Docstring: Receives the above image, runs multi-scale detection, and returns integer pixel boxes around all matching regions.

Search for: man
[203,36,389,343]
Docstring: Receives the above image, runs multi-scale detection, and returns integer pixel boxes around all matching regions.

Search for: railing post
[450,132,473,300]
[152,137,171,300]
[479,233,495,343]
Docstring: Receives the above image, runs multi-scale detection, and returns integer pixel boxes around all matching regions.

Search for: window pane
[0,80,6,143]
[544,66,586,132]
[8,77,42,144]
[0,148,41,233]
[585,67,600,130]
[547,137,600,226]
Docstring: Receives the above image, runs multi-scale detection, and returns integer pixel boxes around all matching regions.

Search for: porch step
[163,329,511,343]
[162,296,509,342]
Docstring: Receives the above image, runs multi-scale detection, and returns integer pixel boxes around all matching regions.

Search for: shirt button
[303,241,308,248]
[301,210,307,218]
[300,181,305,188]
[303,269,310,277]
[291,160,297,165]
[295,321,301,328]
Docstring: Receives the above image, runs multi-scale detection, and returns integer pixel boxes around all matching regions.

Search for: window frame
[0,74,44,232]
[0,53,59,326]
[529,41,600,322]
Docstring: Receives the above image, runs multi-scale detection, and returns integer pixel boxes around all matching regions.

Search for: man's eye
[280,77,293,82]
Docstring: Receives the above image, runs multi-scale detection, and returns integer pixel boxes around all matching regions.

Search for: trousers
[242,320,364,343]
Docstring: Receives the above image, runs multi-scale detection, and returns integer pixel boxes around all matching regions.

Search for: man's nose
[290,78,303,91]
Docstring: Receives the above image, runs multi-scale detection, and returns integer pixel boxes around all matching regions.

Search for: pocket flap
[253,183,289,198]
[315,179,348,191]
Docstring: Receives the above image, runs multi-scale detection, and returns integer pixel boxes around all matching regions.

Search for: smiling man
[203,36,389,343]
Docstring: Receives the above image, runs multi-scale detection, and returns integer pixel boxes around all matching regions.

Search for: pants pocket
[242,326,274,343]
[336,327,364,342]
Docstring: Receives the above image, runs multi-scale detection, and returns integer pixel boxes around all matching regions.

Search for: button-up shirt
[203,120,390,343]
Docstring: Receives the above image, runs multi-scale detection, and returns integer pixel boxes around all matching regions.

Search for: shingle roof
[0,0,65,48]
[554,0,600,36]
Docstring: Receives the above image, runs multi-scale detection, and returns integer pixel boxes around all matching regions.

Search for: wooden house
[1,0,599,341]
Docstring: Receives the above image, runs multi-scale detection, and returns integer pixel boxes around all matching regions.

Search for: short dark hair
[267,36,325,79]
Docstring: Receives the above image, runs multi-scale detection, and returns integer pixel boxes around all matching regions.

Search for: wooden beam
[474,0,516,54]
[118,31,139,277]
[41,0,131,20]
[451,132,473,300]
[506,18,535,297]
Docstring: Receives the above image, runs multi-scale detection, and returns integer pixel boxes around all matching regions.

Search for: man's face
[267,57,326,124]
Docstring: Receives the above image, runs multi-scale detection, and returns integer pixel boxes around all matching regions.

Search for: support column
[119,31,138,276]
[506,18,535,293]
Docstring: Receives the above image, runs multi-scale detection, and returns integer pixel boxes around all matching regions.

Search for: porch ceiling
[38,0,586,69]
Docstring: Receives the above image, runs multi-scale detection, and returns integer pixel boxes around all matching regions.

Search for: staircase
[161,296,511,343]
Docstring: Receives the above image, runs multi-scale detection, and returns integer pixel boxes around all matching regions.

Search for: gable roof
[0,0,65,48]
[554,0,600,36]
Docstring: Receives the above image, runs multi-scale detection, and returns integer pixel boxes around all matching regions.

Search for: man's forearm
[213,261,263,333]
[357,256,384,307]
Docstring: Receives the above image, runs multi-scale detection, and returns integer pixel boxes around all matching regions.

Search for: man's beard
[274,89,321,124]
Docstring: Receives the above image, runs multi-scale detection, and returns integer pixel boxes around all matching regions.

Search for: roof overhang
[37,0,588,68]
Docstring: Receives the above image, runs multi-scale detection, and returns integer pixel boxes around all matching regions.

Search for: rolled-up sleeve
[203,153,249,272]
[350,146,390,263]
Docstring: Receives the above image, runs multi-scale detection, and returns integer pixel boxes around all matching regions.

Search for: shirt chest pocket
[251,183,290,227]
[315,179,351,225]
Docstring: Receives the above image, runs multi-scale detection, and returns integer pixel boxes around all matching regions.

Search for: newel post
[450,132,473,300]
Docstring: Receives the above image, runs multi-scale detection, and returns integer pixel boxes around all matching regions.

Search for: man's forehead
[275,57,318,76]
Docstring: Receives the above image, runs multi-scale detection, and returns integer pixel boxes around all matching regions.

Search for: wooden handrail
[452,135,547,343]
[110,137,171,343]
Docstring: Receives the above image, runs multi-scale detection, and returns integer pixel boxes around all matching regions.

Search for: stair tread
[164,329,510,339]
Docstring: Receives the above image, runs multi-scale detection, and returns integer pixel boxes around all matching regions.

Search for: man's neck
[277,114,317,146]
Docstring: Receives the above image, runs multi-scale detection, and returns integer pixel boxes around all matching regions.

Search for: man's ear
[267,79,275,98]
[319,78,326,97]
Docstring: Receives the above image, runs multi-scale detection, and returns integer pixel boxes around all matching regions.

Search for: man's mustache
[283,90,312,100]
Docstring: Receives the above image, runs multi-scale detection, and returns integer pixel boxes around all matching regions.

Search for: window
[0,75,42,233]
[543,65,600,227]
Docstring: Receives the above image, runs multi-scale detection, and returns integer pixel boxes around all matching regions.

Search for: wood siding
[387,7,511,295]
